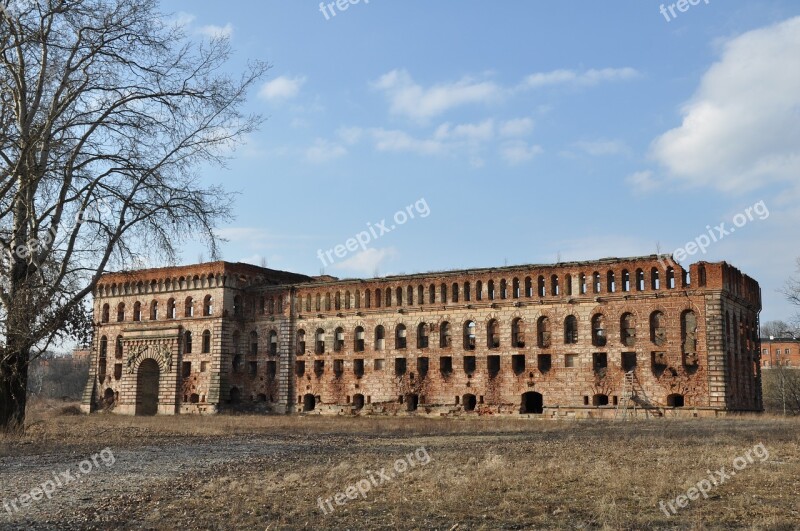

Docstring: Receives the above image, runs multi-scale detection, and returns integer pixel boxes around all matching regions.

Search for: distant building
[71,348,91,361]
[81,255,763,418]
[760,337,800,368]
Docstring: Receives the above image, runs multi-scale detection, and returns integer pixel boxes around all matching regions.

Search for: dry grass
[3,402,800,530]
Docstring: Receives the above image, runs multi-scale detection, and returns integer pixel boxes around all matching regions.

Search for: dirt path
[0,436,312,530]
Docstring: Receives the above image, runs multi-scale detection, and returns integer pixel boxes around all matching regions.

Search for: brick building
[81,255,763,418]
[760,337,800,368]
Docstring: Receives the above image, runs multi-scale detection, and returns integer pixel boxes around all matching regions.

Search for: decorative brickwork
[82,256,762,418]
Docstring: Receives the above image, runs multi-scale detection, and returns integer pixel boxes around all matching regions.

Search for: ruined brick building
[81,255,763,417]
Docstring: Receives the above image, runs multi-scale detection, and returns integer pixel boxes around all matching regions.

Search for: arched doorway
[303,393,316,412]
[463,393,477,412]
[521,392,543,414]
[406,393,419,412]
[103,388,115,409]
[136,359,160,416]
[352,394,365,411]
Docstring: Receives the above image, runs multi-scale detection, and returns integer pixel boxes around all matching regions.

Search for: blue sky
[161,0,800,324]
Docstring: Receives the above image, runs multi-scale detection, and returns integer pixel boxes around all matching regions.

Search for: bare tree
[0,0,268,430]
[785,257,800,327]
[760,320,796,338]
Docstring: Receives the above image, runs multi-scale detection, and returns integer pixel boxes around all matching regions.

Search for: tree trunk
[0,348,29,433]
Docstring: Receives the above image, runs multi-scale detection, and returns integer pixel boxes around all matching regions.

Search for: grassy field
[1,401,799,530]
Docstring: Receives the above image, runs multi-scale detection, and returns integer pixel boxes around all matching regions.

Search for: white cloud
[434,119,495,142]
[521,67,639,89]
[336,126,364,145]
[372,69,501,121]
[651,16,800,193]
[573,139,629,156]
[500,118,534,137]
[334,248,398,276]
[370,128,445,155]
[259,76,307,102]
[197,23,233,39]
[305,139,347,163]
[500,141,543,165]
[626,170,662,194]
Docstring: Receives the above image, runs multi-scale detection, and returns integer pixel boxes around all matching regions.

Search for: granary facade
[81,255,763,418]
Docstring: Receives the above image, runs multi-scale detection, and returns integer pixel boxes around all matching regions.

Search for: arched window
[98,336,108,381]
[417,323,430,349]
[335,292,341,310]
[150,300,159,320]
[607,271,616,293]
[354,327,365,352]
[115,335,123,358]
[384,288,391,307]
[525,277,533,297]
[250,331,258,356]
[185,331,193,354]
[132,302,141,322]
[592,314,607,347]
[270,330,278,355]
[636,269,645,291]
[451,283,459,303]
[375,288,382,308]
[418,285,424,305]
[512,318,525,348]
[487,280,495,300]
[315,329,326,354]
[621,313,636,347]
[185,297,194,317]
[551,275,559,296]
[564,316,578,344]
[537,316,551,348]
[101,304,110,323]
[593,272,601,294]
[651,268,660,290]
[580,273,587,295]
[513,278,521,298]
[345,291,352,310]
[365,290,371,309]
[315,293,321,311]
[464,282,471,302]
[538,276,546,297]
[440,283,448,303]
[202,330,211,353]
[428,284,435,304]
[440,322,452,348]
[232,331,241,355]
[500,279,507,299]
[167,298,176,319]
[374,325,385,350]
[487,319,500,349]
[407,286,414,306]
[203,295,213,316]
[476,281,483,301]
[354,290,361,309]
[681,310,698,355]
[116,302,125,322]
[395,324,407,349]
[297,330,307,354]
[650,311,666,345]
[564,275,573,296]
[667,267,676,289]
[325,292,332,311]
[305,294,311,312]
[396,287,403,306]
[622,270,631,292]
[463,320,476,350]
[698,265,707,287]
[334,327,345,352]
